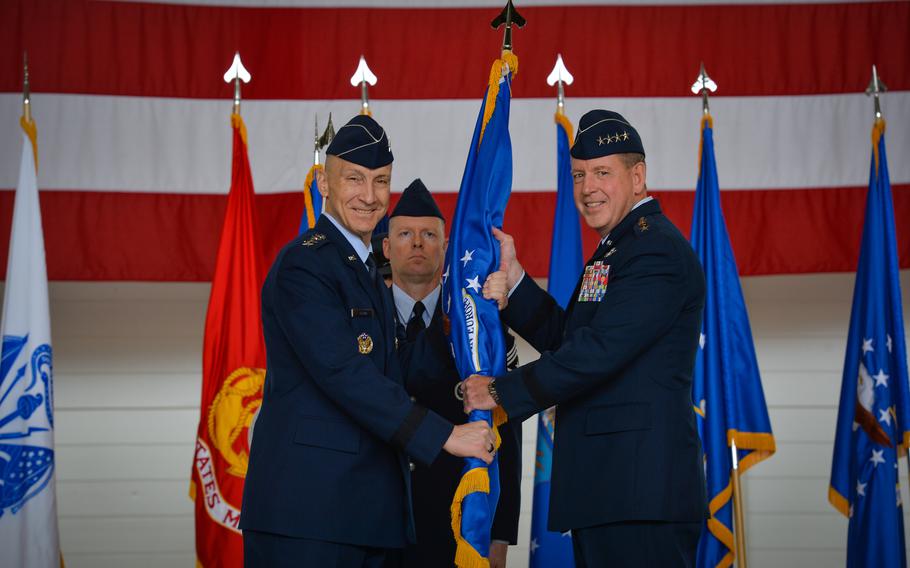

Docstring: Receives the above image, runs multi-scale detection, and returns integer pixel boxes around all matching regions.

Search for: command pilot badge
[357,333,374,354]
[577,261,610,303]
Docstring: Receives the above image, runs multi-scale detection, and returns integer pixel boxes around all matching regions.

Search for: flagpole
[730,441,748,568]
[223,52,251,116]
[22,52,31,123]
[692,64,752,567]
[350,56,377,116]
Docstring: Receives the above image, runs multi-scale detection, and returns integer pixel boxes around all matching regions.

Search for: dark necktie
[406,301,427,342]
[365,253,378,283]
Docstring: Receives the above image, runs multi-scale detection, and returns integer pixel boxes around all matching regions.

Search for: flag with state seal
[829,107,910,568]
[0,85,62,568]
[190,106,266,567]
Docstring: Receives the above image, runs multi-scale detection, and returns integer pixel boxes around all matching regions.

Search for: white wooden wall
[8,271,909,567]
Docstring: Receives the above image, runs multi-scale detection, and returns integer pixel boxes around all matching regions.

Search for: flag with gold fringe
[190,112,266,567]
[298,163,322,235]
[829,115,910,567]
[690,113,776,568]
[529,111,578,567]
[442,50,517,568]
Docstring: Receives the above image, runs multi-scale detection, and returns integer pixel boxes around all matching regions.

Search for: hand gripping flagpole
[693,63,750,568]
[350,56,378,116]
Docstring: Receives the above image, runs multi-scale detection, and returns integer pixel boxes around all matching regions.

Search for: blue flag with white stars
[690,115,775,568]
[829,117,910,568]
[442,52,516,567]
[529,112,578,568]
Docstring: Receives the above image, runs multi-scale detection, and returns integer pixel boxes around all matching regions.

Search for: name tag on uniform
[577,261,610,303]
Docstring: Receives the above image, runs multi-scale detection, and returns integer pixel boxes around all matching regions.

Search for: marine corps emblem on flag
[207,367,265,477]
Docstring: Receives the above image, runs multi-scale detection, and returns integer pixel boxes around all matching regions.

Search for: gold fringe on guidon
[554,111,574,144]
[20,115,37,172]
[449,406,509,568]
[478,52,519,148]
[451,467,492,568]
[872,118,886,174]
[231,112,248,147]
[302,164,323,230]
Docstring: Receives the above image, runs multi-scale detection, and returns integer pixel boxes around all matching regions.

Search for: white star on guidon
[460,249,475,267]
[863,338,874,354]
[874,369,890,388]
[879,408,892,426]
[465,275,482,293]
[870,449,886,467]
[699,333,706,350]
[530,538,540,553]
[442,265,450,283]
[857,480,867,497]
[887,334,893,353]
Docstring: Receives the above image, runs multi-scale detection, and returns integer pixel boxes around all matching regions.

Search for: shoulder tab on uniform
[300,232,329,249]
[634,216,652,236]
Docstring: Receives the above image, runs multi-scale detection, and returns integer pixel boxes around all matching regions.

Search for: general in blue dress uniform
[240,115,495,568]
[381,180,523,568]
[464,110,708,567]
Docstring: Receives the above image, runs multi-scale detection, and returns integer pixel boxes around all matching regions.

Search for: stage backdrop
[0,0,908,281]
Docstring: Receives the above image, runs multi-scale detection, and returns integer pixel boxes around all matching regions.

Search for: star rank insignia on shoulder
[636,217,650,233]
[301,232,327,247]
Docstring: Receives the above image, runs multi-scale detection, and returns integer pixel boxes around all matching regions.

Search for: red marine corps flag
[190,53,266,567]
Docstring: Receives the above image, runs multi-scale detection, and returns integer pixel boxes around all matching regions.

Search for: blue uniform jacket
[397,304,523,567]
[240,215,454,548]
[495,199,708,532]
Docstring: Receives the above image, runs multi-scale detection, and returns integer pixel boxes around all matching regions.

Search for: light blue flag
[297,164,323,235]
[829,117,910,567]
[443,52,517,568]
[690,115,775,568]
[529,112,579,567]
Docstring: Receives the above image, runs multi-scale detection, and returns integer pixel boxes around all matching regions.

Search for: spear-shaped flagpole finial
[318,112,335,149]
[546,54,574,114]
[865,65,888,120]
[223,52,252,115]
[491,0,526,53]
[690,62,718,115]
[22,52,31,123]
[313,116,321,166]
[350,56,378,116]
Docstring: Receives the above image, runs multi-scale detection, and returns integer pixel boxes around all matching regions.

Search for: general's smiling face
[319,156,392,243]
[571,153,647,238]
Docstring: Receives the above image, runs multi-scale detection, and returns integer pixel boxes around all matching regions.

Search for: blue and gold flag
[829,117,910,567]
[443,51,517,568]
[297,164,323,235]
[529,111,578,567]
[690,114,775,568]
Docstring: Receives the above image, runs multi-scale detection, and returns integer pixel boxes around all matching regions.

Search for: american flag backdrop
[0,0,907,283]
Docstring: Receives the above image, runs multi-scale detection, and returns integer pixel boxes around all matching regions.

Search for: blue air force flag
[0,117,61,568]
[690,115,775,568]
[529,112,579,568]
[443,52,517,568]
[829,117,910,568]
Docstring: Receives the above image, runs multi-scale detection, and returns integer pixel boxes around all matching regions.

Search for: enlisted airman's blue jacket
[496,199,708,532]
[240,215,453,548]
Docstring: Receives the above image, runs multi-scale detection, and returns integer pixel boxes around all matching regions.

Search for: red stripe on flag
[2,0,907,99]
[0,187,907,281]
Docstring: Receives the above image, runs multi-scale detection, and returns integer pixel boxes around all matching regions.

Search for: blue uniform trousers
[244,530,403,568]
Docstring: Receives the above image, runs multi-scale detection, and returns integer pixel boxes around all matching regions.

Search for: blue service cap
[326,114,393,169]
[571,110,645,160]
[390,179,445,221]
